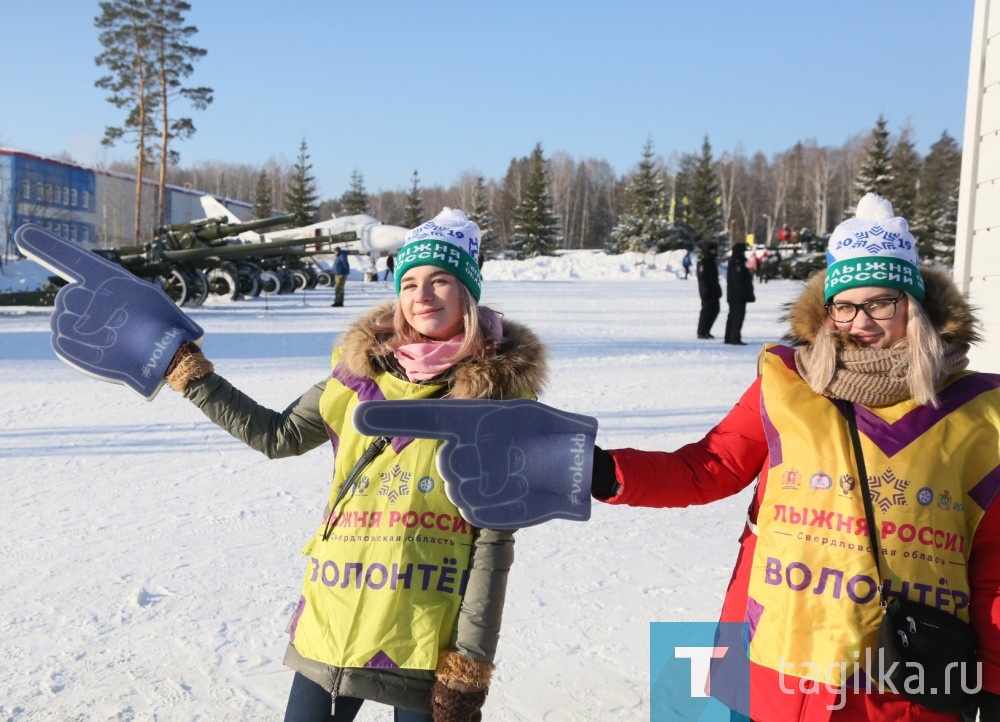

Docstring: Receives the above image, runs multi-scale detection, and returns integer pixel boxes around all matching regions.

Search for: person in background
[331,247,350,307]
[165,208,548,722]
[591,194,1000,721]
[724,242,755,346]
[682,249,693,280]
[696,241,722,339]
[778,223,791,244]
[383,251,396,282]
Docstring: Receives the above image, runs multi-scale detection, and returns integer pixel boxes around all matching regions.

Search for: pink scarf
[393,309,503,382]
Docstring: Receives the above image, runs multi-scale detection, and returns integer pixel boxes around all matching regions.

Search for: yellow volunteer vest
[746,344,1000,686]
[290,349,476,671]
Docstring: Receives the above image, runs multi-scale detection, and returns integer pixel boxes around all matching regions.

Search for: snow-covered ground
[2,250,808,720]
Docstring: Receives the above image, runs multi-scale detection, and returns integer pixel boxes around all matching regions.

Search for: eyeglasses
[825,292,905,323]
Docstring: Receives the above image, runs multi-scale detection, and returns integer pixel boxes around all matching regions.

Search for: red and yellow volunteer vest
[289,348,476,671]
[746,344,1000,686]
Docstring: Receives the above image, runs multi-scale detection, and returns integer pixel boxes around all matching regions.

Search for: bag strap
[321,435,390,541]
[844,402,888,606]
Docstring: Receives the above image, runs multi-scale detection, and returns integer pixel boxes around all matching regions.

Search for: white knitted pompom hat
[824,193,924,302]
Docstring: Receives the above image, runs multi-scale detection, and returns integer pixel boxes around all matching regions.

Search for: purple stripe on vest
[288,595,306,642]
[767,344,798,371]
[761,392,783,468]
[854,374,1000,458]
[331,364,420,453]
[969,465,1000,511]
[363,650,399,669]
[333,364,386,403]
[390,436,414,453]
[745,596,763,642]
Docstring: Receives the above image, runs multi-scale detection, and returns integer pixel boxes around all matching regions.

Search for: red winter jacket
[604,376,1000,722]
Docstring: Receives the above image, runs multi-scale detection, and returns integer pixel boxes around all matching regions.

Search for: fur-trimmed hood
[335,302,548,400]
[783,267,980,347]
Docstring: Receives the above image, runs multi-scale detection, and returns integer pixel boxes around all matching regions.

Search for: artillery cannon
[83,213,356,306]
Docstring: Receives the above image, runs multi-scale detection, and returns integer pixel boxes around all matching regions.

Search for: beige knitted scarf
[794,341,970,407]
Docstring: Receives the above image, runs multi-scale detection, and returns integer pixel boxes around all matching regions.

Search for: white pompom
[855,193,893,221]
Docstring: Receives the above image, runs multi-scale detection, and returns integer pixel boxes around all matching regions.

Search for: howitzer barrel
[157,231,352,262]
[155,213,299,245]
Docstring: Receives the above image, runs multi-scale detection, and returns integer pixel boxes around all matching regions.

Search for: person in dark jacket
[330,247,351,307]
[696,242,722,339]
[724,243,755,345]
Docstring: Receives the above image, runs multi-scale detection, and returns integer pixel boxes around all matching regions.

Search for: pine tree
[683,137,725,249]
[915,131,962,264]
[341,169,370,215]
[283,138,319,227]
[149,0,212,227]
[94,0,159,243]
[468,175,500,261]
[887,125,920,224]
[403,170,424,228]
[509,143,561,258]
[252,170,273,219]
[854,115,894,200]
[609,138,671,253]
[95,0,212,235]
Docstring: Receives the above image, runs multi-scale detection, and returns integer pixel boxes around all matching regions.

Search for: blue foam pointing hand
[353,398,598,529]
[14,224,203,400]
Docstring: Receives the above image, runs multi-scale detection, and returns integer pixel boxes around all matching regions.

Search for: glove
[353,398,598,529]
[591,446,621,499]
[14,223,203,400]
[431,651,492,722]
[165,340,215,393]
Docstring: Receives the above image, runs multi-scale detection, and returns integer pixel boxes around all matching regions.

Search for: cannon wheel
[237,262,261,297]
[258,270,282,296]
[159,269,190,307]
[185,268,209,307]
[291,269,311,291]
[207,265,240,300]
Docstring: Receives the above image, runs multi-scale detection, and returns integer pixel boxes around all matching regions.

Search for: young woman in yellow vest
[591,194,1000,721]
[165,208,547,722]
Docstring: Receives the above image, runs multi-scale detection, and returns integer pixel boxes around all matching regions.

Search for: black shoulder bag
[845,403,977,711]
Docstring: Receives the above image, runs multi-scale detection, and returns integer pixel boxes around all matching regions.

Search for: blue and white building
[0,148,251,254]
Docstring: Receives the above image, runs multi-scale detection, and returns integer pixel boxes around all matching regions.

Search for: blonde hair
[373,283,500,363]
[805,293,946,407]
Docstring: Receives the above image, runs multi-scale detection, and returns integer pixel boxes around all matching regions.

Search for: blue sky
[1,1,975,200]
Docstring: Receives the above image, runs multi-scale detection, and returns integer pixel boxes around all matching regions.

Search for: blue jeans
[283,672,433,722]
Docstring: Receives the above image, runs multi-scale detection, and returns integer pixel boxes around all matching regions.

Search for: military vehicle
[88,213,357,306]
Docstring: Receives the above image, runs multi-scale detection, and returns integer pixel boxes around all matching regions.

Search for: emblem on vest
[809,472,833,490]
[867,467,910,512]
[378,464,413,503]
[838,474,856,497]
[782,468,801,490]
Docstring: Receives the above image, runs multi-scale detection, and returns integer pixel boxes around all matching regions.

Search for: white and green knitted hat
[824,193,924,302]
[394,207,482,301]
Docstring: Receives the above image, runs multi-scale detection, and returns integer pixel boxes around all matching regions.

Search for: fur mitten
[431,650,494,722]
[165,341,214,392]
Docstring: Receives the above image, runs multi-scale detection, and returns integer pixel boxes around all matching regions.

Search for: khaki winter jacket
[183,303,548,713]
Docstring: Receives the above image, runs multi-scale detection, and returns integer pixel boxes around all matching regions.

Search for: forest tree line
[110,113,959,264]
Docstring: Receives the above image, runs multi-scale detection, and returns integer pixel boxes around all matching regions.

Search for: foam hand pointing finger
[14,223,203,400]
[353,398,598,529]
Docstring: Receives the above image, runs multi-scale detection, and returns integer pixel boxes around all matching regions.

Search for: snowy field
[1,251,813,721]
